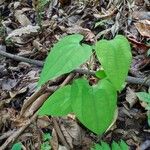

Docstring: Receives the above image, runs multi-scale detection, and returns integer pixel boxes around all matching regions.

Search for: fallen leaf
[127,34,150,53]
[6,25,40,40]
[14,10,31,27]
[37,116,51,128]
[125,87,137,108]
[61,117,83,146]
[61,25,95,42]
[132,11,150,20]
[135,20,150,38]
[50,128,59,150]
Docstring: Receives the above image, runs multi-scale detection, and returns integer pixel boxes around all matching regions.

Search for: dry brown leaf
[132,11,150,20]
[37,116,51,128]
[61,25,95,42]
[60,124,73,149]
[9,87,27,98]
[135,20,150,37]
[125,87,137,108]
[61,117,83,146]
[6,25,40,40]
[50,128,59,150]
[14,10,31,27]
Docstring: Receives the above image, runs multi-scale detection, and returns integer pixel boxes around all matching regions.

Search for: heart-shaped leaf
[38,86,72,116]
[71,78,117,134]
[38,34,92,86]
[96,35,132,91]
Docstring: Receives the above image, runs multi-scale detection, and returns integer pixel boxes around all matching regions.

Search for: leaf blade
[38,34,92,86]
[71,78,117,134]
[38,85,72,116]
[136,92,150,103]
[96,35,132,91]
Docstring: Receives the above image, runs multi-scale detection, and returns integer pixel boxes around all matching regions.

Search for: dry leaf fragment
[62,25,95,42]
[125,87,137,108]
[14,10,31,27]
[6,25,40,40]
[132,11,150,20]
[37,116,51,128]
[9,87,27,98]
[50,128,59,150]
[135,20,150,38]
[60,117,84,146]
[60,124,73,149]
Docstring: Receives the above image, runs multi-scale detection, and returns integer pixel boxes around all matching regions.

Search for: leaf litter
[0,0,150,149]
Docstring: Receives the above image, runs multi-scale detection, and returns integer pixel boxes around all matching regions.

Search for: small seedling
[41,133,52,150]
[38,34,132,135]
[11,142,22,150]
[33,0,49,26]
[136,91,150,126]
[91,140,129,150]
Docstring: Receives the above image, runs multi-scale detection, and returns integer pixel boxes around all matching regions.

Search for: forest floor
[0,0,150,150]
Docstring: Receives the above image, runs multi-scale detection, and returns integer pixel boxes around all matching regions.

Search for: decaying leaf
[135,20,150,38]
[6,25,40,40]
[61,117,84,146]
[50,128,59,150]
[14,10,31,27]
[61,25,95,42]
[37,116,51,128]
[125,87,137,108]
[132,11,150,20]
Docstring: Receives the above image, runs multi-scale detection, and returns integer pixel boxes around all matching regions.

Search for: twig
[75,69,150,87]
[20,85,47,116]
[0,50,43,67]
[0,114,37,150]
[24,92,50,117]
[0,130,16,140]
[22,73,75,118]
[126,76,150,87]
[0,50,150,86]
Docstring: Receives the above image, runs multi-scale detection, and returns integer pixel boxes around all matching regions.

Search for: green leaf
[91,143,102,150]
[100,141,111,150]
[43,133,52,141]
[91,140,128,150]
[38,0,49,10]
[11,142,22,150]
[119,140,129,150]
[96,35,132,91]
[147,111,150,126]
[111,141,121,150]
[38,34,92,86]
[41,141,51,150]
[38,85,72,116]
[71,78,117,134]
[136,92,150,103]
[95,70,107,79]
